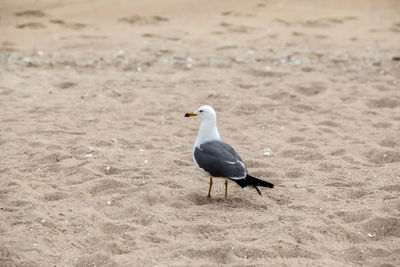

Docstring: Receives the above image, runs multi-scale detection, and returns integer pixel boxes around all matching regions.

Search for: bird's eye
[199,110,203,113]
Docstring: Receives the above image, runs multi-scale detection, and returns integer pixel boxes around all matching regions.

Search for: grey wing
[194,141,247,179]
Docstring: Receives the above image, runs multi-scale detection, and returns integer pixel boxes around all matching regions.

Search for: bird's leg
[206,177,213,198]
[225,180,228,198]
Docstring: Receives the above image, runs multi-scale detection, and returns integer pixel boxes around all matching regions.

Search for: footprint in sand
[272,18,291,26]
[280,149,309,158]
[378,138,398,148]
[366,97,400,108]
[380,184,400,193]
[246,68,285,78]
[75,254,114,267]
[16,22,45,29]
[366,149,400,164]
[235,103,259,115]
[118,15,168,25]
[173,159,191,167]
[43,192,68,201]
[101,223,136,235]
[157,180,184,189]
[363,217,400,238]
[390,22,400,33]
[272,242,321,259]
[245,159,269,168]
[88,178,128,194]
[0,42,19,52]
[79,35,107,40]
[219,22,256,33]
[57,81,77,89]
[192,224,228,241]
[14,10,46,17]
[288,136,305,143]
[233,246,275,259]
[315,34,329,39]
[318,120,340,127]
[0,87,14,96]
[336,210,371,223]
[250,170,278,179]
[284,168,304,178]
[106,242,131,255]
[292,31,304,36]
[372,122,392,128]
[330,149,346,156]
[291,104,316,114]
[176,246,233,264]
[220,11,254,18]
[342,247,366,263]
[49,19,87,30]
[346,189,372,199]
[295,83,326,96]
[38,152,69,164]
[289,229,317,245]
[267,92,300,104]
[301,17,343,28]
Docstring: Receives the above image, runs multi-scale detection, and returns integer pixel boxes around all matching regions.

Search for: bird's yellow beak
[184,112,197,117]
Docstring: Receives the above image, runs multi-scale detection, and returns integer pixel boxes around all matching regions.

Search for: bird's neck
[195,119,221,147]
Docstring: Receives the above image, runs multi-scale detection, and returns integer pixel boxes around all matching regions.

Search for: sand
[1,0,400,266]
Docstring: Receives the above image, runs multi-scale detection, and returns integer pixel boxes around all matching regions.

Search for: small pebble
[115,49,125,56]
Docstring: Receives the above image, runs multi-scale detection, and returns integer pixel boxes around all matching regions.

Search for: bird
[185,105,275,197]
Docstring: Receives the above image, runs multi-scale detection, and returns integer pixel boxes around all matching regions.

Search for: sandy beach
[1,0,400,266]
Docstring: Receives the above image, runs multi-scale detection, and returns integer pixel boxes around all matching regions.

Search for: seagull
[185,105,274,197]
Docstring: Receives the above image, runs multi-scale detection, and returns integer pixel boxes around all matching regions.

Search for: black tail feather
[235,175,274,195]
[246,175,274,189]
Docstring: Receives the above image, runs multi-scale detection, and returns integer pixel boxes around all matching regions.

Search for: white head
[185,105,217,121]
